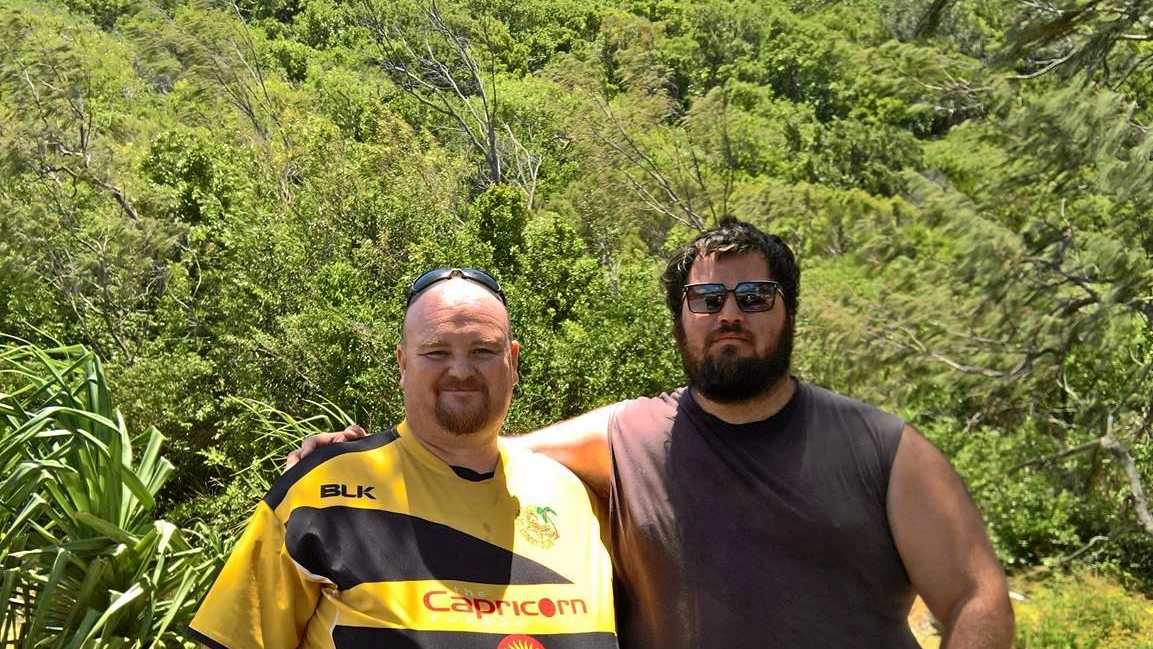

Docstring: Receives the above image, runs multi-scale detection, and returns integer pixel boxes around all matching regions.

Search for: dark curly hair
[662,219,799,319]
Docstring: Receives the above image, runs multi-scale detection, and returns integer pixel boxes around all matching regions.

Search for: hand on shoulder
[285,424,368,470]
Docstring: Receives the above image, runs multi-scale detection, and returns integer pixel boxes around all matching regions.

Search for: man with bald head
[189,268,618,649]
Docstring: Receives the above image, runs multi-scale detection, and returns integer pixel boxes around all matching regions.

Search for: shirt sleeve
[188,501,324,649]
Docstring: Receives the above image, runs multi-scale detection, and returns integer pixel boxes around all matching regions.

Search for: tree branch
[364,0,504,184]
[1008,438,1104,473]
[1008,417,1153,539]
[1100,432,1153,537]
[585,92,706,230]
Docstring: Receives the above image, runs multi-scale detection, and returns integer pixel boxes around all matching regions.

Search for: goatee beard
[434,380,494,435]
[679,320,794,403]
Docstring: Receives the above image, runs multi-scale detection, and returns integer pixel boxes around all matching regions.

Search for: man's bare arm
[510,404,616,498]
[887,425,1014,649]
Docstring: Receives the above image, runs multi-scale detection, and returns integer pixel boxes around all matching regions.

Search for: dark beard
[434,381,494,435]
[678,319,794,403]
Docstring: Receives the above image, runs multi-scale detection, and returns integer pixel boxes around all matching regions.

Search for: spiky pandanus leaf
[0,339,218,648]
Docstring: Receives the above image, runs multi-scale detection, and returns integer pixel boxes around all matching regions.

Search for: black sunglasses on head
[406,267,506,306]
[682,281,782,314]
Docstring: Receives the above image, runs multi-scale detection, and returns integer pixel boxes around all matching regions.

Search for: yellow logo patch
[516,505,560,548]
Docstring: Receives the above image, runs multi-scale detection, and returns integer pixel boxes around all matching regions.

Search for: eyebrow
[418,336,506,348]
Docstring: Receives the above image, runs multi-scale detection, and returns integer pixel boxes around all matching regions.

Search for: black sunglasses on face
[682,281,782,314]
[406,267,506,305]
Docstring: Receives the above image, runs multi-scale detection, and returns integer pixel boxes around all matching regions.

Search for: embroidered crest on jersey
[517,505,560,548]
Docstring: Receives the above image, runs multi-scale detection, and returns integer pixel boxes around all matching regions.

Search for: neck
[692,375,796,424]
[406,422,501,473]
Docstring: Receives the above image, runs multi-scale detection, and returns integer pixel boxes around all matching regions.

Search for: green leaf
[71,512,136,545]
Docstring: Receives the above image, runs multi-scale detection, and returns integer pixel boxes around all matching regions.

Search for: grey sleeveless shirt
[607,380,919,649]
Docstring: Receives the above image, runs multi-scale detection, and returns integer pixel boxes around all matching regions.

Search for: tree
[1002,0,1153,82]
[361,0,540,200]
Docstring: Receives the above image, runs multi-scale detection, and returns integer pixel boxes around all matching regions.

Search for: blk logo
[320,483,376,499]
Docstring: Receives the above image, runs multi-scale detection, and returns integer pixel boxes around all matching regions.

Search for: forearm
[514,404,616,497]
[940,589,1014,649]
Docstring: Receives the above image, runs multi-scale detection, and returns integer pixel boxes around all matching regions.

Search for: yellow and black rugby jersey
[188,422,617,649]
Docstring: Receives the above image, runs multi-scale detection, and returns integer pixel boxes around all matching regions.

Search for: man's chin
[709,344,747,359]
[684,354,789,403]
[693,381,773,404]
[680,318,795,404]
[708,345,754,361]
[434,404,495,436]
[694,373,785,403]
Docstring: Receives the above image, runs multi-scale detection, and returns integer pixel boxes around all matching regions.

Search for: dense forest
[2,0,1153,645]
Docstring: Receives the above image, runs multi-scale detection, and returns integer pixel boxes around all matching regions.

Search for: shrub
[0,339,219,647]
[1014,571,1153,649]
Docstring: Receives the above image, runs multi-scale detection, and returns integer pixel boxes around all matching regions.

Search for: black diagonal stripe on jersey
[332,627,619,649]
[183,626,229,649]
[286,506,573,589]
[265,428,400,510]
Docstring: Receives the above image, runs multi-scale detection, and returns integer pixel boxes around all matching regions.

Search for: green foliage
[1014,572,1153,648]
[807,118,923,195]
[61,0,139,30]
[471,185,529,271]
[949,427,1099,568]
[464,0,605,72]
[651,0,848,116]
[143,127,249,226]
[3,0,1153,632]
[0,340,217,647]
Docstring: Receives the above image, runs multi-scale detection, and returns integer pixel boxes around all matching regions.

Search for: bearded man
[292,221,1014,649]
[192,269,618,649]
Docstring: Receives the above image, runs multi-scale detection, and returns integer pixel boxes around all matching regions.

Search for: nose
[716,290,746,324]
[445,353,476,379]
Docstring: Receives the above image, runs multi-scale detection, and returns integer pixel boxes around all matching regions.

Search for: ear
[509,340,521,387]
[396,344,406,383]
